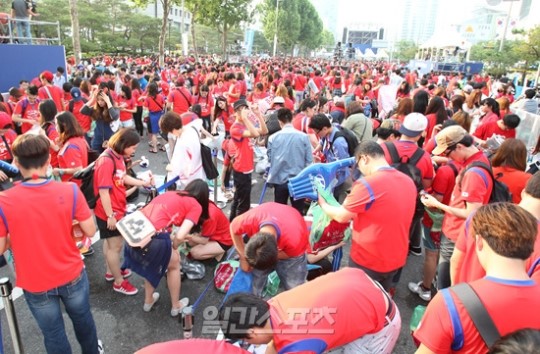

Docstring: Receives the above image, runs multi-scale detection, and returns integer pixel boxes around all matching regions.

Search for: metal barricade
[0,17,60,45]
[0,278,23,354]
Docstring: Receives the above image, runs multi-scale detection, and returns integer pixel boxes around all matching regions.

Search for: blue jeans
[15,19,31,44]
[23,270,99,354]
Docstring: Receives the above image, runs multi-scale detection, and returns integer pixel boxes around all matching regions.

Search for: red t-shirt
[230,202,308,258]
[473,121,516,141]
[292,113,314,134]
[14,98,40,133]
[58,136,88,185]
[132,88,143,107]
[38,85,64,112]
[230,121,254,173]
[66,100,92,132]
[492,166,531,204]
[269,268,388,351]
[93,149,127,219]
[141,192,202,231]
[193,94,214,117]
[136,339,250,354]
[168,88,192,114]
[227,82,241,105]
[454,209,540,283]
[44,123,60,168]
[201,202,232,246]
[0,180,90,292]
[293,75,307,91]
[117,96,135,122]
[0,130,17,161]
[381,140,434,181]
[442,152,492,242]
[425,113,438,142]
[414,277,540,354]
[478,112,499,127]
[423,163,459,229]
[343,168,417,272]
[145,94,165,113]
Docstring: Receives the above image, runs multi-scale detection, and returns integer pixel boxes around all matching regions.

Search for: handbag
[116,210,156,248]
[191,126,219,180]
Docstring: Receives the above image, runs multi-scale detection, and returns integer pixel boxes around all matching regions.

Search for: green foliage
[320,29,335,48]
[394,40,418,61]
[38,0,162,55]
[260,0,328,55]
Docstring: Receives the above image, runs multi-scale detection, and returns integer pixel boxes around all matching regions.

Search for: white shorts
[328,307,401,354]
[120,119,135,128]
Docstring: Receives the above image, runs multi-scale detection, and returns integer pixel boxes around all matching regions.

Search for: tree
[394,40,418,61]
[68,0,82,63]
[198,0,252,58]
[260,0,301,55]
[320,29,335,49]
[296,0,323,53]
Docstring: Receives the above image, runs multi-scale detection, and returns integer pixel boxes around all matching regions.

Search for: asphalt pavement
[0,135,426,353]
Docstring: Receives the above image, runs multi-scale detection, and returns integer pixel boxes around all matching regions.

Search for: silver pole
[0,278,23,354]
[499,0,514,52]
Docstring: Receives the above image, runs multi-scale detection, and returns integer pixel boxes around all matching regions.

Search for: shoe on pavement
[170,297,190,317]
[409,246,422,257]
[408,281,432,301]
[98,339,104,354]
[143,292,160,312]
[105,269,132,282]
[113,280,138,296]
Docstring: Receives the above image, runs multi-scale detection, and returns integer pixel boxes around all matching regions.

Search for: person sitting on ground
[473,113,520,147]
[220,268,401,354]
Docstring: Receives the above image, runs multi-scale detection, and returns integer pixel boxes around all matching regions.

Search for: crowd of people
[0,53,539,353]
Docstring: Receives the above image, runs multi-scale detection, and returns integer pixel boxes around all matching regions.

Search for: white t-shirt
[168,119,206,189]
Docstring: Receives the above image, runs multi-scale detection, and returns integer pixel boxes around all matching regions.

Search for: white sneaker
[171,297,190,317]
[98,339,104,354]
[143,292,160,312]
[408,281,432,301]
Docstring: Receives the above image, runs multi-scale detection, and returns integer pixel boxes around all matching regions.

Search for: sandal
[149,148,158,154]
[170,297,190,317]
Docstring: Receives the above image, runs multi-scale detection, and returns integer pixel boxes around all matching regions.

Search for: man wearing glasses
[421,126,492,289]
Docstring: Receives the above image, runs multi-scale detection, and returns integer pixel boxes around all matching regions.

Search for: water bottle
[0,160,19,178]
[181,306,194,339]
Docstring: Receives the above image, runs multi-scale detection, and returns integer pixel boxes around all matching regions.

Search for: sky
[336,0,540,41]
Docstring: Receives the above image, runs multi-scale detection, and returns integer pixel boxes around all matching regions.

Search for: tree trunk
[222,24,228,60]
[68,0,81,63]
[191,15,199,62]
[159,0,170,67]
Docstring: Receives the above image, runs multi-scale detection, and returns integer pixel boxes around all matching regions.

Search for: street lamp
[272,0,281,57]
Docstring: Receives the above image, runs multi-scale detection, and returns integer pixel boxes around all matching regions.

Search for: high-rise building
[139,1,192,34]
[398,0,440,44]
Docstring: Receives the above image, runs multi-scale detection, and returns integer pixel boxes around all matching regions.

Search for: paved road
[0,136,426,353]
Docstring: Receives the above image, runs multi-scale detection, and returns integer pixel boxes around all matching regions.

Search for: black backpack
[462,161,512,203]
[385,142,425,214]
[331,127,359,157]
[71,152,115,209]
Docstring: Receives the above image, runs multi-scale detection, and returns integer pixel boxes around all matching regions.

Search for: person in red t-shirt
[319,141,417,291]
[38,71,64,112]
[477,97,500,128]
[408,160,459,301]
[193,84,214,132]
[228,99,268,221]
[130,78,145,136]
[179,179,233,261]
[292,70,307,108]
[94,129,154,296]
[167,78,192,115]
[0,134,101,353]
[381,113,434,257]
[66,87,91,142]
[38,99,60,168]
[143,83,166,153]
[292,98,319,148]
[212,96,234,137]
[490,138,531,204]
[52,112,88,186]
[0,113,17,190]
[220,268,400,353]
[12,85,41,134]
[117,85,136,129]
[473,113,520,145]
[123,188,203,316]
[414,203,540,354]
[421,126,492,289]
[230,202,308,296]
